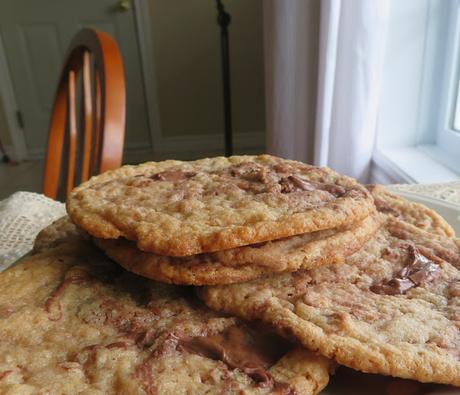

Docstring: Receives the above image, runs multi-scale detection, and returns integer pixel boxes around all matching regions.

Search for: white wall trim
[371,151,412,184]
[0,33,27,161]
[372,147,459,184]
[133,0,162,154]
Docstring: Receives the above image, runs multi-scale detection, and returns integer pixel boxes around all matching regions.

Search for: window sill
[372,147,460,184]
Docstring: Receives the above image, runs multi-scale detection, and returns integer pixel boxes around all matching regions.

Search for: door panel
[0,0,151,157]
[21,24,61,110]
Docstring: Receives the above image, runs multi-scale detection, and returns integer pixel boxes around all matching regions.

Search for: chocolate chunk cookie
[94,214,379,285]
[1,237,332,394]
[33,215,88,253]
[67,155,375,256]
[367,184,455,238]
[201,199,460,385]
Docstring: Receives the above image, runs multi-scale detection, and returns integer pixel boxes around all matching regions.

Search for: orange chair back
[43,28,125,200]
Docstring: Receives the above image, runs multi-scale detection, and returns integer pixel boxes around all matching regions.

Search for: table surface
[1,182,460,271]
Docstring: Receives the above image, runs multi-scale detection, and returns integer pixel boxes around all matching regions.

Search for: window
[373,0,460,183]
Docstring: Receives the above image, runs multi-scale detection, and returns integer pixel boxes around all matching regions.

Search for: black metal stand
[216,0,233,156]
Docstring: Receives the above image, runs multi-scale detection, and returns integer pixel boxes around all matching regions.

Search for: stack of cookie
[1,155,459,394]
[68,155,379,286]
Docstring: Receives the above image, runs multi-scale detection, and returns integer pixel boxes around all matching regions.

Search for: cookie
[94,214,379,285]
[67,155,375,256]
[201,215,460,385]
[367,184,455,238]
[33,215,88,253]
[1,239,332,394]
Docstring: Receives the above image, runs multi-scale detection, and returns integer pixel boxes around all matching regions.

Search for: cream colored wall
[149,0,265,137]
[0,96,12,148]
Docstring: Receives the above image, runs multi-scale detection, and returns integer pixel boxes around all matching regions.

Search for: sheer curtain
[265,0,389,182]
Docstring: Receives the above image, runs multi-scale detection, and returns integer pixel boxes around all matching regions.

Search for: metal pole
[216,0,233,156]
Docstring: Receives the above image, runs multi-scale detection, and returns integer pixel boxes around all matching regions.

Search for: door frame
[0,0,161,161]
[0,34,27,161]
[133,0,162,155]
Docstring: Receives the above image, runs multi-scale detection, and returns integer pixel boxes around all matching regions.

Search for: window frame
[373,0,460,183]
[434,0,460,160]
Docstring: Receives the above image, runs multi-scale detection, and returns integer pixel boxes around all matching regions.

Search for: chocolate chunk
[45,274,87,321]
[289,176,316,191]
[374,199,401,217]
[177,325,292,390]
[403,245,442,285]
[150,170,195,182]
[371,246,441,295]
[371,278,415,295]
[273,162,312,175]
[320,183,346,196]
[0,370,13,381]
[279,177,296,193]
[280,176,316,193]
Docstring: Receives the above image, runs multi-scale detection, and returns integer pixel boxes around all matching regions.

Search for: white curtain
[265,0,390,182]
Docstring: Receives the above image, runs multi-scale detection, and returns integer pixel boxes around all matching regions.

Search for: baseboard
[1,143,18,162]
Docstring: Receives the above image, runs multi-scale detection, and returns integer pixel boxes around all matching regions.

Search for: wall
[0,1,273,161]
[148,0,265,144]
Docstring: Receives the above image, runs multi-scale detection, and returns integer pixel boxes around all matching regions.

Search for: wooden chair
[43,28,125,200]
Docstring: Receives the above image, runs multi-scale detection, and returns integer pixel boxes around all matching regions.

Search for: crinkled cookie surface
[201,193,460,386]
[0,241,332,394]
[367,184,455,238]
[67,155,375,256]
[94,214,379,285]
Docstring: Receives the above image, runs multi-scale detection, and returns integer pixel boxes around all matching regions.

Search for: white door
[0,0,151,159]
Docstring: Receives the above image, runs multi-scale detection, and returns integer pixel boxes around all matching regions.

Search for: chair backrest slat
[91,70,102,176]
[43,29,125,201]
[66,70,77,196]
[81,51,93,183]
[43,83,67,199]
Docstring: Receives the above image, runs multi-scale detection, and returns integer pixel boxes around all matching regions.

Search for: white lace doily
[390,181,460,205]
[1,183,459,272]
[0,192,65,271]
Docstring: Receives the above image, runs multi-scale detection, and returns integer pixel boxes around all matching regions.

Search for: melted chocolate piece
[374,200,401,217]
[150,170,195,182]
[371,278,415,295]
[288,175,316,191]
[320,183,346,196]
[280,176,316,193]
[177,325,293,392]
[45,274,87,321]
[403,246,441,285]
[223,162,347,201]
[279,176,346,197]
[0,370,13,381]
[134,359,157,395]
[371,245,441,295]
